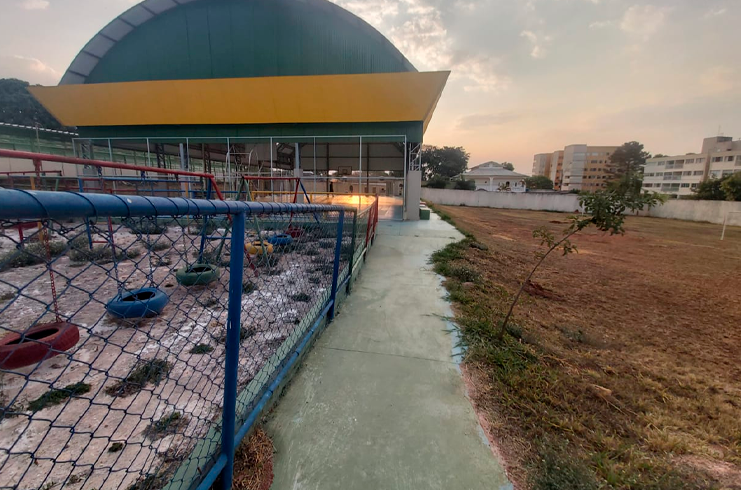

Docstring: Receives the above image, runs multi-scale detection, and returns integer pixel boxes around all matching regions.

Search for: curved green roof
[60,0,416,85]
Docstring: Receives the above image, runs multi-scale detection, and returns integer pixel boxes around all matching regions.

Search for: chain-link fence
[0,189,377,490]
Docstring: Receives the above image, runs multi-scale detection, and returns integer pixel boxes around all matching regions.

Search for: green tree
[721,172,741,201]
[609,141,651,176]
[502,162,515,171]
[426,176,449,189]
[421,146,470,180]
[454,178,476,191]
[524,175,554,189]
[0,78,64,129]
[497,189,664,339]
[692,179,725,200]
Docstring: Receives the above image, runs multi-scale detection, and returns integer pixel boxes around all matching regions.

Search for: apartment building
[532,153,552,179]
[559,145,618,192]
[533,145,616,191]
[549,150,564,190]
[642,136,741,197]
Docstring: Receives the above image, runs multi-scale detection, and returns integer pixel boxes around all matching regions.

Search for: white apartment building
[642,136,741,197]
[532,153,552,178]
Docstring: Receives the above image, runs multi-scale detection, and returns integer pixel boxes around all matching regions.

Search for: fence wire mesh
[0,192,375,490]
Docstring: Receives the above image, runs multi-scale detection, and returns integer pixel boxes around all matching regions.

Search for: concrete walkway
[266,215,512,490]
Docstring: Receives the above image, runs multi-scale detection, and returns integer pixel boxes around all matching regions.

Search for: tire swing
[0,222,80,369]
[106,220,169,319]
[175,217,221,287]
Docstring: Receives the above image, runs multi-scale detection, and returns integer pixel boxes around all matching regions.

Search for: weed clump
[105,359,171,398]
[145,411,189,439]
[27,382,91,412]
[0,241,66,271]
[189,344,213,355]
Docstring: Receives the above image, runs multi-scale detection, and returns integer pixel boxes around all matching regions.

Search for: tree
[721,172,741,201]
[609,141,651,176]
[692,179,725,200]
[654,154,667,158]
[502,162,515,171]
[497,189,664,339]
[525,175,554,190]
[421,146,470,180]
[454,178,476,191]
[426,176,449,189]
[0,78,64,129]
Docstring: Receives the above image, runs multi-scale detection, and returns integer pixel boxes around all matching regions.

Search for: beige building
[642,136,741,197]
[458,162,528,192]
[534,145,617,191]
[549,150,564,190]
[531,153,552,178]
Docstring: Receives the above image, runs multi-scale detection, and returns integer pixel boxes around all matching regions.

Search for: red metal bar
[0,170,63,176]
[0,149,224,200]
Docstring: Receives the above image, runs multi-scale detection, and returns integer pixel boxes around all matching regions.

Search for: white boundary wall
[421,188,741,225]
[421,188,581,213]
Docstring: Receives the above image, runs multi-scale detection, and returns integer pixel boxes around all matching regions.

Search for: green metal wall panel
[86,0,415,84]
[78,122,423,142]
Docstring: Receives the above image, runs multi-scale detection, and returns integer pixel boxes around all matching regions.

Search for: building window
[727,156,735,162]
[722,170,734,177]
[696,158,705,163]
[657,161,665,166]
[656,172,664,177]
[691,183,698,189]
[686,159,694,164]
[693,171,704,176]
[713,157,723,162]
[683,171,692,176]
[644,183,653,188]
[676,160,685,164]
[681,183,690,188]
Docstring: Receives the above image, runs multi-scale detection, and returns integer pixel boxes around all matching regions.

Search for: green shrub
[426,176,449,189]
[123,218,167,235]
[454,179,476,191]
[68,237,140,264]
[0,241,66,271]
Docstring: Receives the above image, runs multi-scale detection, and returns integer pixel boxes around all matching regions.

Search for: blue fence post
[219,210,246,490]
[329,209,345,320]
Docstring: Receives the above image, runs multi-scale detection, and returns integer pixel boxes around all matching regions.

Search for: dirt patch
[233,427,274,490]
[431,204,741,489]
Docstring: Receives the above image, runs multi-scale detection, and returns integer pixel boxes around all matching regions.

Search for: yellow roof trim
[29,72,450,131]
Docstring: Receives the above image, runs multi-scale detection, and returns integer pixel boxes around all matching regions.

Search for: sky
[1,0,740,174]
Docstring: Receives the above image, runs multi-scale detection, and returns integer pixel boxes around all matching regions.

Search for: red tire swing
[0,221,81,370]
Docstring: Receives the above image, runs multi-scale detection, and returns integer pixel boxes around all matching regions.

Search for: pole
[329,209,345,320]
[358,136,363,210]
[220,209,246,490]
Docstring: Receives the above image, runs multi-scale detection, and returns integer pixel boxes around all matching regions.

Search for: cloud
[589,20,614,30]
[704,8,726,19]
[700,66,737,95]
[331,0,507,92]
[19,0,49,10]
[620,5,670,41]
[455,112,519,131]
[520,30,551,59]
[0,55,61,85]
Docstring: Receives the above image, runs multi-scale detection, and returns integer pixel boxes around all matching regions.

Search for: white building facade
[642,136,741,197]
[459,162,528,192]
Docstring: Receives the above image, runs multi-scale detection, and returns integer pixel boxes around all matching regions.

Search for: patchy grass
[428,204,741,490]
[242,281,257,294]
[146,240,170,252]
[193,249,230,267]
[125,473,168,490]
[0,240,66,271]
[68,237,140,265]
[108,442,124,453]
[0,290,16,302]
[232,426,274,490]
[124,218,168,235]
[189,344,213,355]
[289,293,311,303]
[144,411,189,440]
[27,382,91,412]
[105,359,171,398]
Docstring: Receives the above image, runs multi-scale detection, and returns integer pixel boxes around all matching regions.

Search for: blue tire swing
[175,215,221,287]
[106,218,169,319]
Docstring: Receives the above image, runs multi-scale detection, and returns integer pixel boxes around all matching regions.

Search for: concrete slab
[266,214,512,490]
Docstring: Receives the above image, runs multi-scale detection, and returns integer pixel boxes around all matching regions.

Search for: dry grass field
[429,204,741,490]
